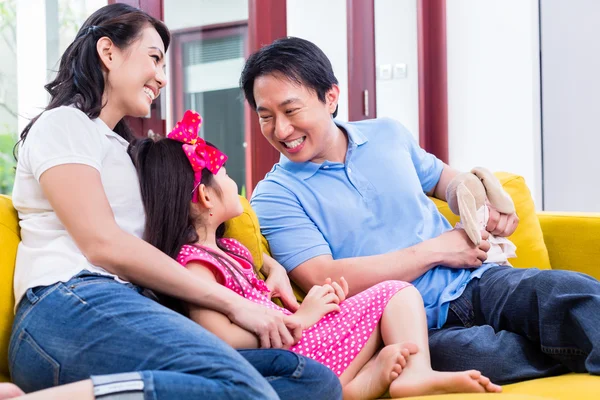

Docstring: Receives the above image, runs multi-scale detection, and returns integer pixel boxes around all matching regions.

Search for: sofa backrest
[0,195,18,381]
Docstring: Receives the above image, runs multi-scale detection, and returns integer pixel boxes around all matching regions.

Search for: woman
[8,4,341,399]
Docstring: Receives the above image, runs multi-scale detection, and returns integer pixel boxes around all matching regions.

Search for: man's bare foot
[344,343,418,400]
[0,383,25,399]
[389,368,502,398]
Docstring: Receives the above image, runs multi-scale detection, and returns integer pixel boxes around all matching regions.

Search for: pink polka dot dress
[177,239,411,377]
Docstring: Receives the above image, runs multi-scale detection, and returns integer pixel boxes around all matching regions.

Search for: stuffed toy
[445,167,517,265]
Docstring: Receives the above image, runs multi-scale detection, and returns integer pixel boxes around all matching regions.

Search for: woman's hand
[293,281,342,329]
[228,299,303,349]
[263,253,300,312]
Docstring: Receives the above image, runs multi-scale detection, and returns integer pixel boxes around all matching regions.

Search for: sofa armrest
[538,211,600,280]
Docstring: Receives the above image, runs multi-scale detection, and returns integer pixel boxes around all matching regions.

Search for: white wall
[16,0,106,133]
[286,0,349,122]
[375,0,420,139]
[540,0,600,212]
[446,0,542,207]
[17,0,54,133]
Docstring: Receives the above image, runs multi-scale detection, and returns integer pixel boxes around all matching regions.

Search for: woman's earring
[209,209,213,217]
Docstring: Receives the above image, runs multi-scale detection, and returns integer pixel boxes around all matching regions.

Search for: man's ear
[326,84,340,114]
[96,36,116,71]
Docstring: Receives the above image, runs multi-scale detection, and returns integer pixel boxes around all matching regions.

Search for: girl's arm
[39,164,299,348]
[186,262,348,349]
[186,262,260,349]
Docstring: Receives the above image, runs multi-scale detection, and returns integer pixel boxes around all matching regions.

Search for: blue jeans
[9,272,342,399]
[428,266,600,384]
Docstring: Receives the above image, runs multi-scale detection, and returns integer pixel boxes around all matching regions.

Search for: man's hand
[486,203,519,237]
[430,229,491,269]
[263,256,300,312]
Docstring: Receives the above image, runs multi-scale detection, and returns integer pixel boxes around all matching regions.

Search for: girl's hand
[325,277,349,303]
[229,300,302,349]
[293,283,341,329]
[263,254,300,312]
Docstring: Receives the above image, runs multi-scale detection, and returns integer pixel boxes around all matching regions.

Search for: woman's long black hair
[17,3,170,152]
[131,138,253,299]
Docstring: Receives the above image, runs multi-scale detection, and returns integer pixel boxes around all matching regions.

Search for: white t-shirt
[12,106,145,306]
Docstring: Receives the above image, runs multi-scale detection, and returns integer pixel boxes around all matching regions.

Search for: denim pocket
[9,329,61,391]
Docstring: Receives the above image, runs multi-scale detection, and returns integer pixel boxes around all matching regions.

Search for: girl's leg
[379,286,502,397]
[339,319,416,400]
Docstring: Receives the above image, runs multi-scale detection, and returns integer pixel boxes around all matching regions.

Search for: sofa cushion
[224,195,265,269]
[0,195,18,381]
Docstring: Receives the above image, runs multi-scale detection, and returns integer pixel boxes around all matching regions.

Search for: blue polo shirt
[251,118,495,329]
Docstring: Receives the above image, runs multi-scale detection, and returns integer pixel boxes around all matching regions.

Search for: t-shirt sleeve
[23,108,105,181]
[392,119,443,193]
[251,180,332,273]
[177,246,228,285]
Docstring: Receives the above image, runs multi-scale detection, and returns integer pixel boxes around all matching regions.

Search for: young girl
[9,4,341,400]
[134,110,503,399]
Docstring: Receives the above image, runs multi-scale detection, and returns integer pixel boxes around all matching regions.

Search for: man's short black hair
[240,37,339,117]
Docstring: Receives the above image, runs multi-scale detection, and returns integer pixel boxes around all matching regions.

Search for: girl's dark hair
[17,3,170,149]
[240,36,339,117]
[131,138,252,297]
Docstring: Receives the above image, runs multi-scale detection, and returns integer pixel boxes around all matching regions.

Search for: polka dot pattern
[177,239,411,377]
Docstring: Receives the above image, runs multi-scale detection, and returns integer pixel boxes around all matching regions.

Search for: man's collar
[279,119,368,180]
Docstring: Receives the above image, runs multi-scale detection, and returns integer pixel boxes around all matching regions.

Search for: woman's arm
[261,253,300,311]
[186,263,260,349]
[39,164,300,348]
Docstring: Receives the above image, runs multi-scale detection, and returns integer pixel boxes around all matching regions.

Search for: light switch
[377,64,392,80]
[393,63,407,79]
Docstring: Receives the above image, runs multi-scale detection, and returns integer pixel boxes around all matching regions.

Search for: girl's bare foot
[344,343,418,400]
[389,368,502,398]
[0,383,25,399]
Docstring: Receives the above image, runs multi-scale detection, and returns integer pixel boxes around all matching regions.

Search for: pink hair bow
[167,110,228,202]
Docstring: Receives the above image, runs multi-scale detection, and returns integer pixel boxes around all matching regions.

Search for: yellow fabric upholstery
[538,212,600,280]
[0,195,18,382]
[224,196,265,269]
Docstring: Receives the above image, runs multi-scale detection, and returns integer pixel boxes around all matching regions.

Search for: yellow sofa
[2,172,600,399]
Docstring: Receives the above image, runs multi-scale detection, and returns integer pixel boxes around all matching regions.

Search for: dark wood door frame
[417,0,449,163]
[347,0,377,121]
[246,0,286,194]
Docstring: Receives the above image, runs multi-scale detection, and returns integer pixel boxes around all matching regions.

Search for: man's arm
[290,229,491,296]
[427,163,460,201]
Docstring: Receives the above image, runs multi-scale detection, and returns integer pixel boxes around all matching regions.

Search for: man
[241,37,600,384]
